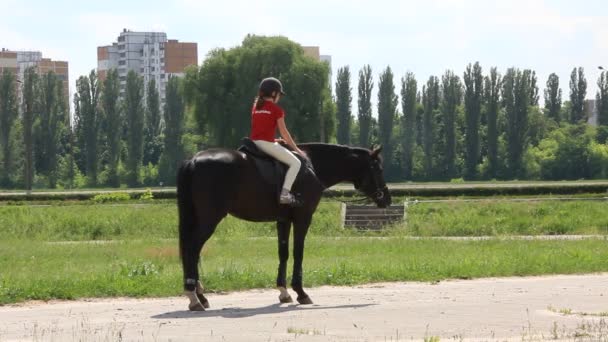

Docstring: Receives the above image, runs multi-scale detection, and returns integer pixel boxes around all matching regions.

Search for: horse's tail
[177,159,194,262]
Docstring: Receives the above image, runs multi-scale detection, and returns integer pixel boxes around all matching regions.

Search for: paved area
[1,274,607,341]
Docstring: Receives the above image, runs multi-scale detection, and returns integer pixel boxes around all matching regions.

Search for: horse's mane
[298,143,381,163]
[298,143,369,154]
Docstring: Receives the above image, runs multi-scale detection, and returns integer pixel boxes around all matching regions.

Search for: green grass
[0,198,606,305]
[1,237,607,304]
[1,199,607,241]
[403,200,608,236]
[0,201,343,241]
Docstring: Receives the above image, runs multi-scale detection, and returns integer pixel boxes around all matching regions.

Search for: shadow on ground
[152,303,376,319]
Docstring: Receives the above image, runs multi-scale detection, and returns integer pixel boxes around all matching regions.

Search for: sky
[1,0,608,114]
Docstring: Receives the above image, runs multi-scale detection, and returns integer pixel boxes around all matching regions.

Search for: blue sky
[2,0,607,113]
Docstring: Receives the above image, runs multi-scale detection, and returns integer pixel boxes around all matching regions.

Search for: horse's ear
[371,145,383,158]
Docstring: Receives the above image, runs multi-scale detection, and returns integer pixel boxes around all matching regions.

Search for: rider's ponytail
[254,91,265,110]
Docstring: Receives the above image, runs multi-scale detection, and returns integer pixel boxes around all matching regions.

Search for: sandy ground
[0,274,607,342]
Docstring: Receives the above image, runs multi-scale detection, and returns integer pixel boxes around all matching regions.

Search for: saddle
[237,138,288,193]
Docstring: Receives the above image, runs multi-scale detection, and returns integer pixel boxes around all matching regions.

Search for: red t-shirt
[250,100,285,142]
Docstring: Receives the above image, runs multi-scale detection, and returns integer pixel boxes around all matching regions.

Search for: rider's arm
[278,118,305,155]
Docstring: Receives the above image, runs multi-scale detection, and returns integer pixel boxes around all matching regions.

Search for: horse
[177,142,392,311]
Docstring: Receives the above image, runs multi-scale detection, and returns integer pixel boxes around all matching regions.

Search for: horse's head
[352,145,392,208]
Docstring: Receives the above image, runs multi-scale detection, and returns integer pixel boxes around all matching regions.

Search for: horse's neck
[301,144,358,189]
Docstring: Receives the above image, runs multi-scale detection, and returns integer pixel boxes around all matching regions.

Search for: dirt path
[1,274,607,341]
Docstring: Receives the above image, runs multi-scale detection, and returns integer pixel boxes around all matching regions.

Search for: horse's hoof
[196,294,210,309]
[188,302,206,311]
[279,295,293,303]
[297,296,313,305]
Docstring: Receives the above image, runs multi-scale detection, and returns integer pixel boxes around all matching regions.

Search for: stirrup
[279,192,303,207]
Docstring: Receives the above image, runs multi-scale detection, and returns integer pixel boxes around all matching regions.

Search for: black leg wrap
[184,278,197,292]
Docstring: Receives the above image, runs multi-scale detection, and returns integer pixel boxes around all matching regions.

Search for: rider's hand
[275,138,286,144]
[296,148,308,160]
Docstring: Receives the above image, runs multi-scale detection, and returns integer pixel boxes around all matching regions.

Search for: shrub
[91,192,131,203]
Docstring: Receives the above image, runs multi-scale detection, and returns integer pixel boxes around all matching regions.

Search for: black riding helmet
[259,77,286,96]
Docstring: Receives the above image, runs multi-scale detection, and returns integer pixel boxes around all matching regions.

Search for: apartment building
[97,29,197,106]
[303,46,333,80]
[0,48,70,110]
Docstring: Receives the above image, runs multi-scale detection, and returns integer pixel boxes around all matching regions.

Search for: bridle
[368,159,388,201]
[346,159,387,204]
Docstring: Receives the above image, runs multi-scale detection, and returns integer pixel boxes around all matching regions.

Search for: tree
[529,71,539,106]
[569,67,587,123]
[101,69,121,186]
[544,73,562,122]
[377,66,398,173]
[184,35,331,147]
[484,67,501,179]
[22,67,38,191]
[74,71,100,186]
[146,79,161,137]
[503,68,532,178]
[437,70,462,179]
[159,76,185,185]
[124,70,145,187]
[59,129,78,189]
[144,78,162,165]
[358,65,373,147]
[400,72,417,180]
[283,60,331,142]
[335,66,352,145]
[35,71,66,188]
[320,86,336,143]
[0,69,18,186]
[422,76,440,178]
[596,71,608,127]
[463,62,483,180]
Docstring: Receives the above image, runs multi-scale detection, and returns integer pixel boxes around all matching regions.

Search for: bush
[532,124,595,180]
[91,192,131,203]
[56,156,86,190]
[139,188,154,201]
[588,142,608,178]
[140,163,159,187]
[32,174,49,189]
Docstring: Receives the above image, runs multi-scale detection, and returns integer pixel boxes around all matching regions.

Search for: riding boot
[279,189,303,207]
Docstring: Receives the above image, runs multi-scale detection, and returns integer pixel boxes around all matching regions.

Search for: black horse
[177,143,391,311]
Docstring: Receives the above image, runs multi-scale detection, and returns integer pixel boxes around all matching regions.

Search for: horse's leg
[182,222,217,311]
[195,222,218,309]
[291,216,313,305]
[181,225,205,311]
[276,219,293,303]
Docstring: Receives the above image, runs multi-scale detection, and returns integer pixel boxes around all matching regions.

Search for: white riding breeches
[252,140,301,191]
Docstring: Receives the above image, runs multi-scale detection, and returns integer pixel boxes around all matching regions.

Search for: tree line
[1,35,608,189]
[335,63,608,181]
[0,67,187,189]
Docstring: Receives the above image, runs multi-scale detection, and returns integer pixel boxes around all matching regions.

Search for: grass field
[1,237,607,304]
[0,197,607,305]
[1,199,608,241]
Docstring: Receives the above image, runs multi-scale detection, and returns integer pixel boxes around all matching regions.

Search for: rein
[341,196,373,204]
[340,188,386,204]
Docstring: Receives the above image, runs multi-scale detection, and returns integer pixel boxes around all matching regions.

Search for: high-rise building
[302,46,321,61]
[0,48,70,111]
[97,29,197,106]
[0,50,18,75]
[585,99,598,126]
[302,46,333,84]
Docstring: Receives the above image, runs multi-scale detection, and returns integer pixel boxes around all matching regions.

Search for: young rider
[250,77,305,206]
